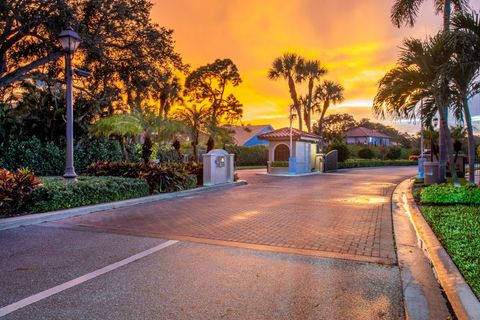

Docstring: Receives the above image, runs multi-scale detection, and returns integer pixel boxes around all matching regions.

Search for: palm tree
[374,34,461,185]
[157,72,183,119]
[314,80,345,148]
[268,53,305,131]
[173,104,209,161]
[296,60,328,132]
[449,19,480,184]
[91,111,181,163]
[391,0,467,30]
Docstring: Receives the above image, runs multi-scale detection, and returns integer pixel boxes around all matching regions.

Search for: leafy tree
[268,53,305,131]
[327,141,349,162]
[184,58,243,135]
[316,113,357,144]
[358,147,375,159]
[157,71,183,119]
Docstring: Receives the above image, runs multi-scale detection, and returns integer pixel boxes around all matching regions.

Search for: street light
[58,27,81,179]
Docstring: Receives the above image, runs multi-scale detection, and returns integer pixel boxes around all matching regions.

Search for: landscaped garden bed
[413,181,480,299]
[0,162,202,217]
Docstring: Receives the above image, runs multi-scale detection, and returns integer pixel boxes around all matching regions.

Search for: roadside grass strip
[421,205,480,299]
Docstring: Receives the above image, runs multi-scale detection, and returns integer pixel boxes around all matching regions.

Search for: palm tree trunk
[306,79,314,132]
[443,0,451,31]
[463,97,476,185]
[119,136,130,162]
[288,76,302,131]
[317,101,329,151]
[438,106,460,186]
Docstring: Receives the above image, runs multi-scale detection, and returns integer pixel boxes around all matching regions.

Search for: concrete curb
[401,178,480,320]
[0,181,247,231]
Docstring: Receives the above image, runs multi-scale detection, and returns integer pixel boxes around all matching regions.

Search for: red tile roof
[258,127,321,141]
[345,127,390,139]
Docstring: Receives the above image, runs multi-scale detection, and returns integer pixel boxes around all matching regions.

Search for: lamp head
[58,27,81,54]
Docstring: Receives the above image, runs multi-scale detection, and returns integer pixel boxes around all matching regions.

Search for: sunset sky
[151,0,480,131]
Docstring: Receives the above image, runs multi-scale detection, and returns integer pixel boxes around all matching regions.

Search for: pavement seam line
[0,240,178,317]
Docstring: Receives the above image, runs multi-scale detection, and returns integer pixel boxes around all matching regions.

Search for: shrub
[86,161,198,193]
[327,142,349,162]
[156,145,183,163]
[225,145,268,166]
[358,147,375,159]
[0,168,41,216]
[386,146,402,160]
[26,176,150,213]
[420,184,480,205]
[338,159,417,169]
[271,161,289,167]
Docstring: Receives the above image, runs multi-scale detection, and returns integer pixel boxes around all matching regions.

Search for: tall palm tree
[374,34,461,185]
[450,19,480,184]
[157,72,183,119]
[314,80,345,148]
[296,60,328,132]
[391,0,467,30]
[173,104,209,161]
[392,0,468,177]
[268,53,305,131]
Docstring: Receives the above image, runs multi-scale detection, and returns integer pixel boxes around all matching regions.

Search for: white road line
[0,240,178,317]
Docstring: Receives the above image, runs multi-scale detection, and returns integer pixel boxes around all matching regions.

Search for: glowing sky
[151,0,480,130]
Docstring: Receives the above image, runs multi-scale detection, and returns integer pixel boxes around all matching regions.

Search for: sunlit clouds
[151,0,478,129]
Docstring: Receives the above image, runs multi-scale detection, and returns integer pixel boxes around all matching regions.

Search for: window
[274,144,290,161]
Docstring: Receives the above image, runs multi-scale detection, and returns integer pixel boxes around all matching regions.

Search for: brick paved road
[51,167,416,265]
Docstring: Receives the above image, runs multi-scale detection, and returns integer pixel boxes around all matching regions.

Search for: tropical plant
[91,110,181,163]
[316,113,357,144]
[268,53,305,131]
[157,72,183,119]
[0,168,41,215]
[173,104,210,161]
[314,80,345,147]
[296,60,328,132]
[373,33,460,185]
[391,0,467,30]
[451,11,480,184]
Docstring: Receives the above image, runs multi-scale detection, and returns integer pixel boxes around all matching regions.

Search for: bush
[271,161,289,167]
[338,159,417,169]
[0,137,132,176]
[386,146,402,160]
[225,145,268,166]
[0,168,41,216]
[327,142,349,162]
[156,145,183,163]
[420,184,480,205]
[86,161,198,193]
[358,147,375,159]
[26,176,150,213]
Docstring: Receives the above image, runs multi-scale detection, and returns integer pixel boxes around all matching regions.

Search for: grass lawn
[421,205,480,299]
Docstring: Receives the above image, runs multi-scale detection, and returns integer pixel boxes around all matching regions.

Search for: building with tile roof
[227,125,274,146]
[345,127,391,146]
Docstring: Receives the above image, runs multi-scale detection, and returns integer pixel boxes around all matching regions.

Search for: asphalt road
[0,167,418,320]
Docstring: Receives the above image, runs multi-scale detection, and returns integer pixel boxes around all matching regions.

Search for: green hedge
[0,137,134,176]
[26,176,150,213]
[225,145,268,166]
[421,205,480,298]
[271,161,289,167]
[420,184,480,205]
[338,159,417,169]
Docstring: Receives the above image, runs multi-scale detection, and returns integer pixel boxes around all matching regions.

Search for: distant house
[345,127,391,146]
[228,125,274,146]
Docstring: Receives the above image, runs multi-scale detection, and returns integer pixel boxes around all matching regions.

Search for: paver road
[1,167,417,319]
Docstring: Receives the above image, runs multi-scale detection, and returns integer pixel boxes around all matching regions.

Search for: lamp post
[58,27,81,179]
[430,116,439,162]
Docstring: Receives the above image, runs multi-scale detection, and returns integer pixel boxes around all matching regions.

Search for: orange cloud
[151,0,473,130]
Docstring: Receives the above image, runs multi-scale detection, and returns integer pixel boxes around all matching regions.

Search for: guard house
[258,127,322,174]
